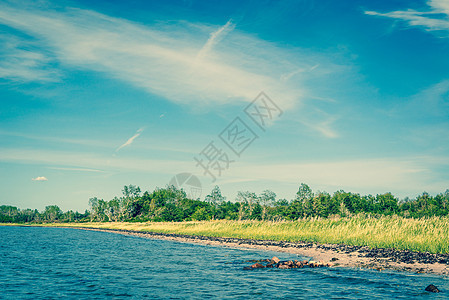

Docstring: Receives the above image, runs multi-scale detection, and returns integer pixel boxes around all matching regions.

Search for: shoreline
[72,226,449,276]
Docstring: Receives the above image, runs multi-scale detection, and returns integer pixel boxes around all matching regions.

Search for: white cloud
[116,128,144,152]
[384,79,449,119]
[0,129,199,155]
[32,176,48,181]
[0,34,60,82]
[299,117,339,138]
[0,129,113,148]
[410,79,449,116]
[195,19,235,62]
[366,0,449,34]
[280,64,319,82]
[47,167,105,173]
[0,148,192,175]
[0,3,315,110]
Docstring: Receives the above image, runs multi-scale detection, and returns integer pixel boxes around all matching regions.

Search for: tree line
[1,183,449,223]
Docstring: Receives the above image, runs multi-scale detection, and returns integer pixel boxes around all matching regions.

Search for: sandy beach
[75,227,449,276]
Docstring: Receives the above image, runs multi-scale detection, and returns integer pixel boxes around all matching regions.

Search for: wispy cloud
[47,167,105,173]
[407,79,449,117]
[0,34,60,82]
[116,128,144,152]
[32,176,48,181]
[299,117,339,138]
[195,19,235,62]
[366,0,449,35]
[0,2,319,110]
[0,129,113,148]
[0,148,192,174]
[385,79,449,119]
[288,104,340,138]
[0,129,199,155]
[280,64,319,81]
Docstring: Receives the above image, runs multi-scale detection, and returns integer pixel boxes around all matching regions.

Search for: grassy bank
[23,215,448,254]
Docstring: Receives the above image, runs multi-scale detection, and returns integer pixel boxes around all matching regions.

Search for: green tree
[121,185,142,219]
[191,207,212,221]
[259,190,276,220]
[122,184,141,198]
[375,193,399,215]
[43,205,62,222]
[236,191,259,220]
[295,183,314,217]
[296,183,313,202]
[205,186,226,205]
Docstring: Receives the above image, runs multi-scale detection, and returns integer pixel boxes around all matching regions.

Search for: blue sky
[1,0,449,211]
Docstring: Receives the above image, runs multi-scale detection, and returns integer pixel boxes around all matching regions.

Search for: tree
[88,197,107,221]
[121,185,142,220]
[295,183,314,217]
[88,197,99,221]
[295,183,313,202]
[43,205,62,222]
[312,192,329,217]
[259,190,276,220]
[191,207,212,221]
[375,193,398,215]
[331,190,352,217]
[108,197,120,221]
[122,184,141,199]
[205,186,226,205]
[236,191,259,220]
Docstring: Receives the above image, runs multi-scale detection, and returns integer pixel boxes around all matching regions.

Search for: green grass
[10,215,449,254]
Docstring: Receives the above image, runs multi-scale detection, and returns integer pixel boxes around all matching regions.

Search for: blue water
[0,227,447,299]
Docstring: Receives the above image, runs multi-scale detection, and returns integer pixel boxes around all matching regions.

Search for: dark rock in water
[251,263,265,269]
[425,284,440,293]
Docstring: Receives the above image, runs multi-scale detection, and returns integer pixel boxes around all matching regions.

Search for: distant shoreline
[70,226,449,276]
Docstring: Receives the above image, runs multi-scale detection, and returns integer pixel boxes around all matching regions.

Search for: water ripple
[0,226,448,299]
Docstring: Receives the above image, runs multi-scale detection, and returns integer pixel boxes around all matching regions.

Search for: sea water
[0,226,447,299]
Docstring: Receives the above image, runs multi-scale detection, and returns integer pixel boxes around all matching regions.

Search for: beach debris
[425,284,440,293]
[243,257,332,270]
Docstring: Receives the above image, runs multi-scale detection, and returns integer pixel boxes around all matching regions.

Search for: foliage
[2,184,449,224]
